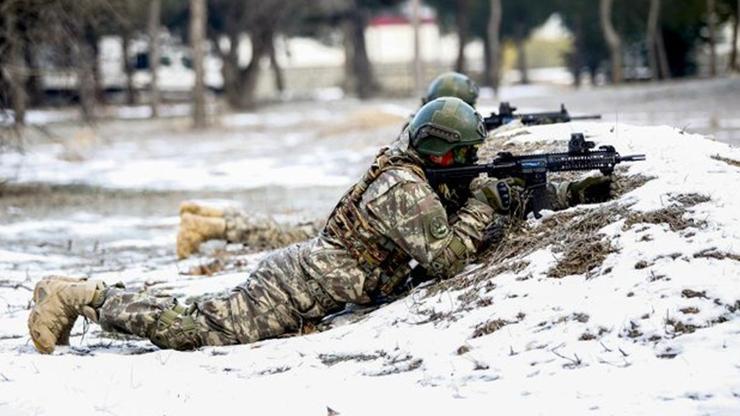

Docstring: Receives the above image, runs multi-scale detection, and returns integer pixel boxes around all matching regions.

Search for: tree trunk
[646,0,660,80]
[221,32,242,108]
[487,0,502,93]
[656,26,671,79]
[454,0,469,73]
[729,0,739,71]
[569,20,584,87]
[268,36,285,93]
[3,13,28,126]
[122,29,135,105]
[77,42,97,122]
[344,5,376,99]
[707,0,717,77]
[148,0,161,117]
[412,0,422,94]
[24,44,43,107]
[481,33,492,86]
[234,28,271,109]
[86,31,105,105]
[600,0,622,83]
[515,36,529,84]
[189,0,207,128]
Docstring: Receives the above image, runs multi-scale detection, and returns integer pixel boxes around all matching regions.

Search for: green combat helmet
[409,97,487,165]
[422,72,480,107]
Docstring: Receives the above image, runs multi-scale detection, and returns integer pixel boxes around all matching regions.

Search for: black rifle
[484,102,601,131]
[424,133,645,218]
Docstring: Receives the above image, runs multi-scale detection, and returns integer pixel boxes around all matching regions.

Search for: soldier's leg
[98,289,241,350]
[177,201,320,258]
[224,208,319,251]
[99,246,331,350]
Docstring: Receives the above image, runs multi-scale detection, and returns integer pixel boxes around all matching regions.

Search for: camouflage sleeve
[545,181,571,211]
[363,171,495,279]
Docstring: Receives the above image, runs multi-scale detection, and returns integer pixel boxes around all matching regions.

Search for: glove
[567,175,615,205]
[470,177,525,214]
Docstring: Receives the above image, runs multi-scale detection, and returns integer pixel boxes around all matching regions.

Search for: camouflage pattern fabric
[95,137,571,350]
[223,209,320,250]
[98,245,327,350]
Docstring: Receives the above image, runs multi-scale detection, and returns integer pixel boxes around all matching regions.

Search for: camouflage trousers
[224,209,321,250]
[98,245,330,350]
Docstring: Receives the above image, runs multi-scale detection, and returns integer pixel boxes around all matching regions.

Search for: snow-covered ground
[1,105,740,415]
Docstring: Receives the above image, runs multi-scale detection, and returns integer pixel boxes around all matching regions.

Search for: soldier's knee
[149,304,202,351]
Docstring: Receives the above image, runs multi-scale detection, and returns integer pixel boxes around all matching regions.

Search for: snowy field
[1,97,740,415]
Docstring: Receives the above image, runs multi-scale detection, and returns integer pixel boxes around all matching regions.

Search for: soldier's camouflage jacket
[98,133,563,350]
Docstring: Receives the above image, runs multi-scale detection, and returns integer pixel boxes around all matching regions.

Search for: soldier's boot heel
[179,201,225,218]
[176,213,227,259]
[27,276,106,354]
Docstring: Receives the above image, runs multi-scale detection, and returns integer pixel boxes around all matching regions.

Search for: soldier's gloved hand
[470,177,525,214]
[567,175,615,205]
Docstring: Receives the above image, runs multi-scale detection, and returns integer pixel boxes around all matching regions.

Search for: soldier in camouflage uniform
[176,202,321,259]
[28,97,612,353]
[176,72,482,260]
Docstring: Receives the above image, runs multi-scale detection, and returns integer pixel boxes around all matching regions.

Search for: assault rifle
[483,102,601,131]
[424,133,645,218]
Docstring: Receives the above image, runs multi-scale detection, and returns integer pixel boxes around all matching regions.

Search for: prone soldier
[28,97,615,353]
[176,71,483,259]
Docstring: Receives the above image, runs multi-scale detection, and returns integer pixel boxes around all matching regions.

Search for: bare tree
[412,0,422,93]
[1,4,28,126]
[728,0,739,71]
[148,0,161,117]
[344,3,377,98]
[268,36,285,93]
[121,27,136,105]
[454,0,470,73]
[646,0,660,80]
[190,0,207,127]
[707,0,718,76]
[211,0,300,108]
[600,0,623,83]
[487,0,502,93]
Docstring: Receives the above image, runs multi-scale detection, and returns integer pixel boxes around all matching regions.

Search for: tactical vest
[323,147,427,297]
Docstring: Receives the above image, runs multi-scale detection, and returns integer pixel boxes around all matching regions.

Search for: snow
[1,119,740,415]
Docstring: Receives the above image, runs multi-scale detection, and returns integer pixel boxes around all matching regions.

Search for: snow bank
[1,122,739,415]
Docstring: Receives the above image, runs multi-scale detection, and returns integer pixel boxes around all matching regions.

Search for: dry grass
[693,247,740,262]
[423,176,695,302]
[548,234,616,278]
[712,154,740,168]
[472,319,512,338]
[623,193,709,233]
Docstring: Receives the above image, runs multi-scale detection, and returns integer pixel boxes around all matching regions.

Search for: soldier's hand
[470,177,525,214]
[568,175,615,205]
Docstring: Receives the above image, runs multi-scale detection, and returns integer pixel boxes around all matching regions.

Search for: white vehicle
[42,34,223,100]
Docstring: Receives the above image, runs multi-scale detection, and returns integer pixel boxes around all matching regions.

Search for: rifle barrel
[570,115,602,120]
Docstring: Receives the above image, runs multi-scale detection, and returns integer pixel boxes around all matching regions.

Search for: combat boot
[179,201,225,218]
[176,213,226,259]
[27,276,106,354]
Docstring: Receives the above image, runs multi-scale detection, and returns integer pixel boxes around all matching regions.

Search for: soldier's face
[452,145,479,165]
[428,145,479,167]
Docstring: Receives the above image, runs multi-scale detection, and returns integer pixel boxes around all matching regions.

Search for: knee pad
[149,304,202,351]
